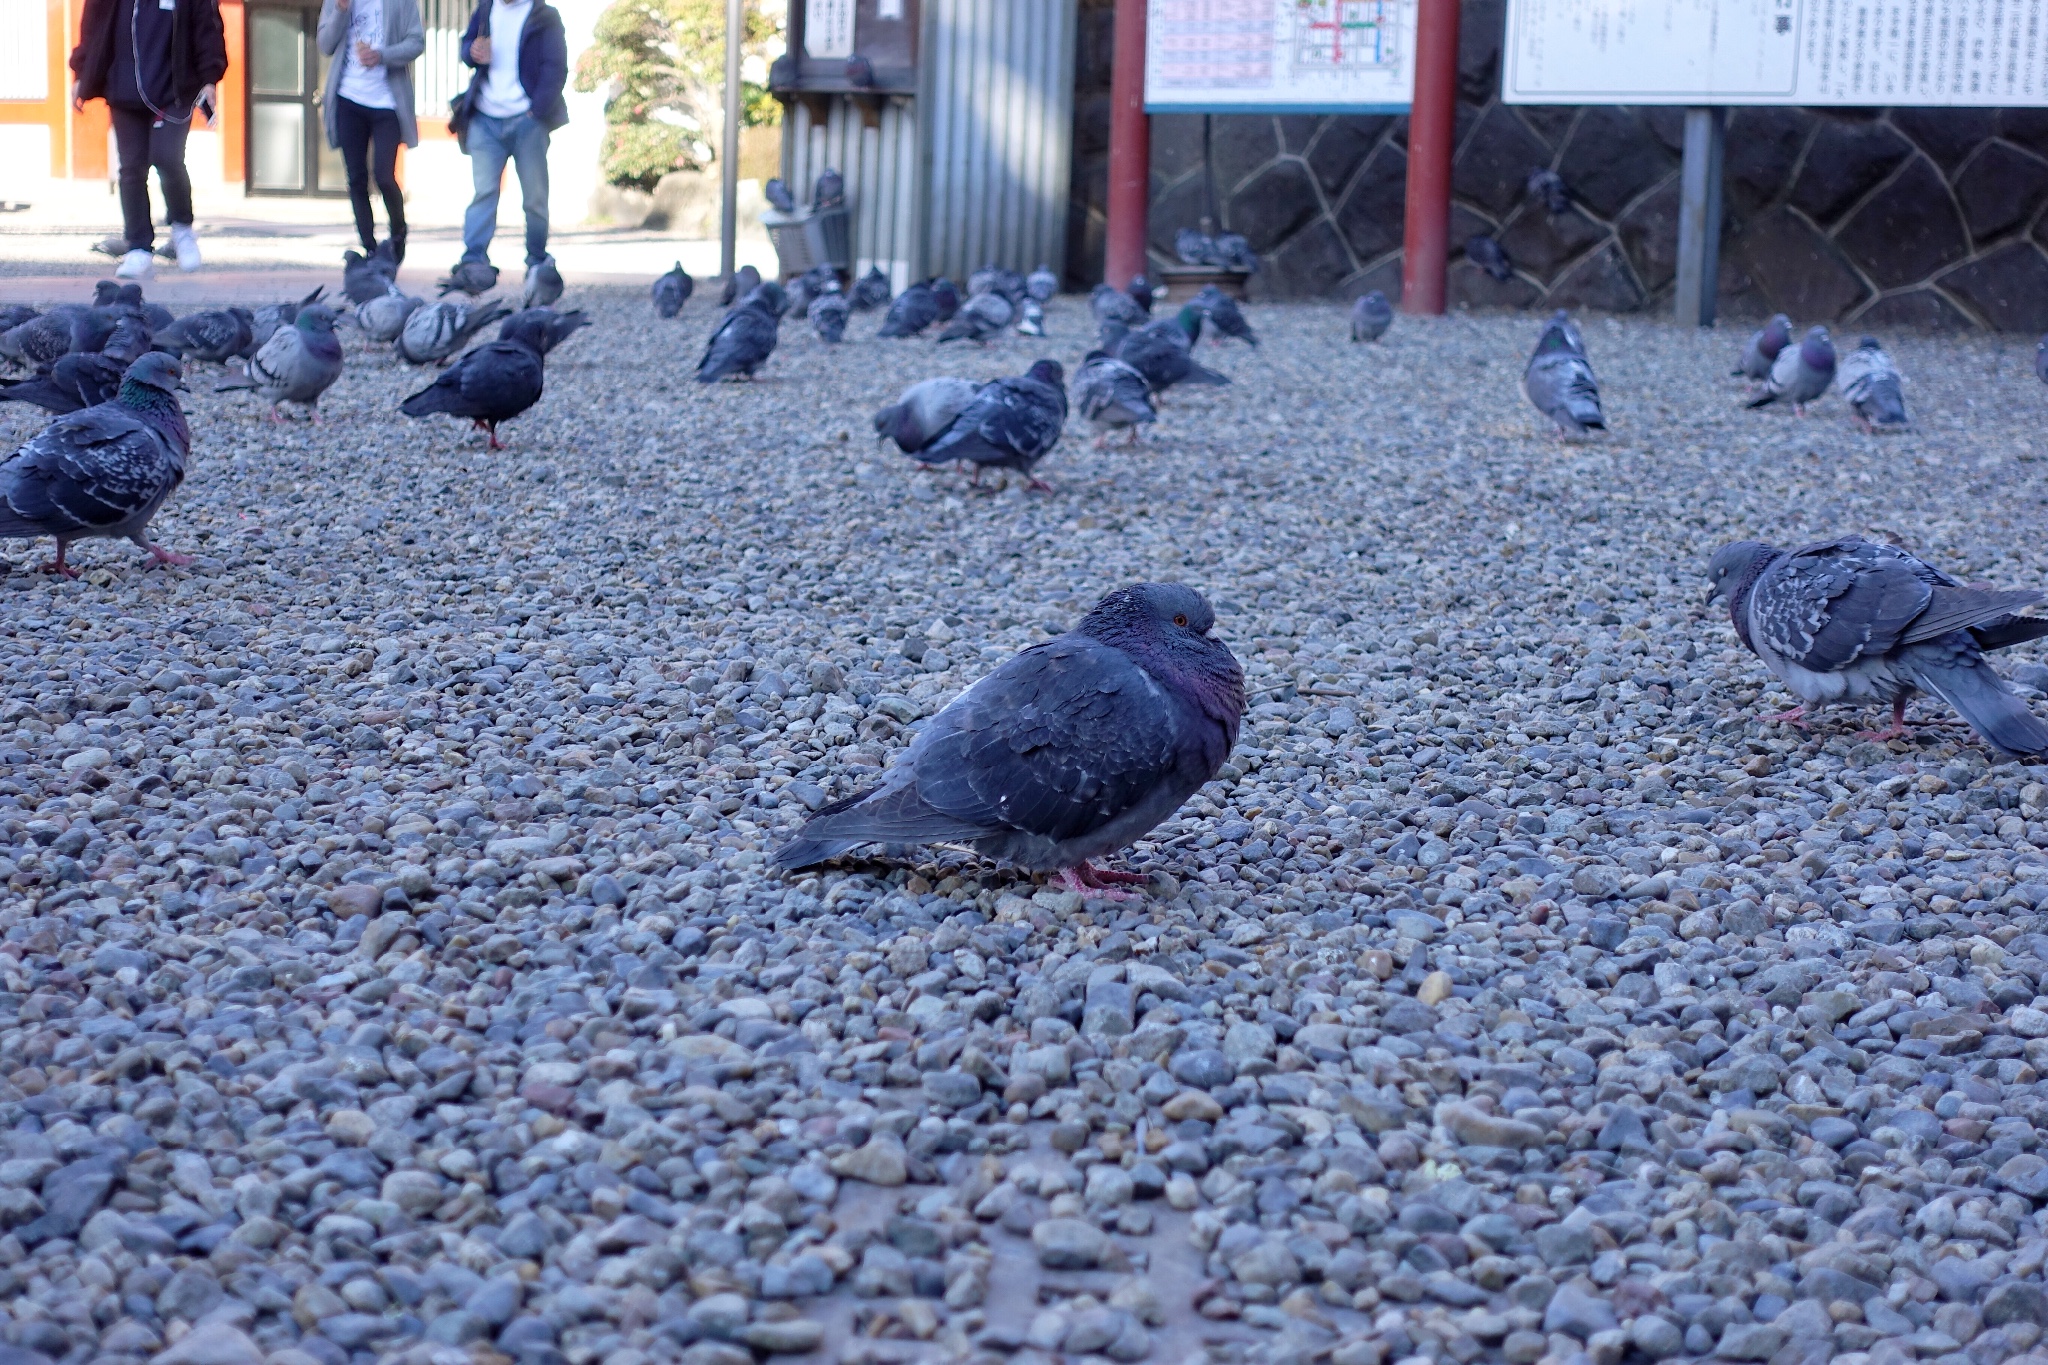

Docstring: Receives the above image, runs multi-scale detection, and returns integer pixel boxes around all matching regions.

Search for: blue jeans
[461,111,550,267]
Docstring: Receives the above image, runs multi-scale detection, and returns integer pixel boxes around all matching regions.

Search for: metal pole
[1105,0,1149,287]
[1399,0,1460,315]
[1674,106,1725,328]
[720,0,744,284]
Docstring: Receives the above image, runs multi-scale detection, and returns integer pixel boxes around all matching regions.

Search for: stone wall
[1067,0,2048,329]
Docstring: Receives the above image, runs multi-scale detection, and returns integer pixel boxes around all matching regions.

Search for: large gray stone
[1835,155,1971,289]
[1543,1283,1618,1339]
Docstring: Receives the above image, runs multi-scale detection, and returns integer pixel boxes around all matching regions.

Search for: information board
[1145,0,1416,113]
[1503,0,2048,106]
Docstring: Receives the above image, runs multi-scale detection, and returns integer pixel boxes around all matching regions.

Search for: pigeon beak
[1703,583,1723,606]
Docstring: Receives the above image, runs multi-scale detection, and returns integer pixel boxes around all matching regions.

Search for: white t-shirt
[475,0,532,118]
[337,0,395,109]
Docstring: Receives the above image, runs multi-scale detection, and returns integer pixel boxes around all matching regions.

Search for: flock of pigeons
[2,252,2047,893]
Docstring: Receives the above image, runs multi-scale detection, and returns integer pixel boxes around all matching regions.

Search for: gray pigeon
[1466,235,1514,282]
[396,298,513,366]
[849,267,892,312]
[1174,227,1216,266]
[217,304,345,421]
[1706,536,2048,756]
[1523,310,1604,437]
[343,247,397,305]
[1090,283,1148,330]
[878,283,939,338]
[1017,299,1045,337]
[2037,334,2048,386]
[922,360,1068,488]
[937,291,1013,345]
[0,306,37,333]
[769,582,1245,894]
[1193,285,1255,346]
[696,292,779,382]
[1526,166,1570,214]
[873,376,978,459]
[719,265,762,309]
[437,260,499,297]
[1734,313,1792,379]
[1350,291,1393,342]
[247,287,326,356]
[0,351,192,576]
[808,283,849,344]
[653,262,693,318]
[0,319,152,415]
[931,277,962,321]
[1,309,92,371]
[1838,337,1907,431]
[1073,350,1155,444]
[1213,233,1259,274]
[522,256,564,310]
[1746,325,1835,415]
[154,307,254,363]
[355,286,424,344]
[1026,264,1058,302]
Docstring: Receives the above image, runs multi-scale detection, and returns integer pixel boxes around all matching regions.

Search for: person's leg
[460,114,511,265]
[147,117,193,228]
[369,108,406,260]
[336,97,378,252]
[108,104,154,251]
[509,115,551,266]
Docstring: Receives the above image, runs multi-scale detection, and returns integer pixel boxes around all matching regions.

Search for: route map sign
[1145,0,1417,113]
[1503,0,2048,106]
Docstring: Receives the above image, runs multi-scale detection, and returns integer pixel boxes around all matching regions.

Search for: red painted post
[1105,0,1150,288]
[1400,0,1460,314]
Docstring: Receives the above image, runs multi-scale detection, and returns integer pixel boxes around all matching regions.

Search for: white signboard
[804,0,855,60]
[1504,0,2048,106]
[1146,0,1416,113]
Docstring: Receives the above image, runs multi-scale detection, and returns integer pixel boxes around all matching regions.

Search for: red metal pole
[1400,0,1460,314]
[1105,0,1150,288]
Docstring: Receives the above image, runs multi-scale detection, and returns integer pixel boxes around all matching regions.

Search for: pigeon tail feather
[1906,653,2048,757]
[769,783,989,870]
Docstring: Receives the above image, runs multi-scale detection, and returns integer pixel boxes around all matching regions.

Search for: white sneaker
[169,223,201,272]
[115,248,154,280]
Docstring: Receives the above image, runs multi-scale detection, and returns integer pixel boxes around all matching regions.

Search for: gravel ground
[3,293,2048,1365]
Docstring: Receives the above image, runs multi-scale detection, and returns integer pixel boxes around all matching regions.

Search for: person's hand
[70,78,82,112]
[336,0,349,9]
[355,40,381,66]
[469,34,491,62]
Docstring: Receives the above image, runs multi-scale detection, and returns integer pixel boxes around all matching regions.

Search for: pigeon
[111,284,174,333]
[719,265,761,309]
[0,306,37,333]
[1090,282,1148,330]
[218,303,345,420]
[1073,350,1155,444]
[878,283,940,338]
[0,319,152,415]
[1106,308,1228,397]
[247,287,326,356]
[1213,233,1259,274]
[1026,264,1058,302]
[1350,291,1393,342]
[1706,536,2048,756]
[522,256,564,310]
[696,291,779,382]
[1126,274,1156,316]
[850,267,892,311]
[653,262,694,318]
[1734,314,1793,379]
[1746,324,1835,415]
[0,351,193,576]
[1,310,93,371]
[1174,227,1216,266]
[1466,235,1514,282]
[396,298,513,366]
[770,582,1245,894]
[1017,299,1045,337]
[2037,334,2048,387]
[930,277,961,322]
[1526,167,1570,214]
[153,307,254,363]
[354,287,424,344]
[921,360,1068,488]
[764,177,797,213]
[1193,285,1255,347]
[437,260,499,297]
[808,283,848,343]
[967,264,1004,299]
[1838,337,1908,432]
[813,168,844,210]
[400,309,553,450]
[497,306,589,355]
[937,291,1013,345]
[873,376,979,458]
[1523,310,1604,437]
[784,264,837,318]
[343,248,398,305]
[738,280,790,319]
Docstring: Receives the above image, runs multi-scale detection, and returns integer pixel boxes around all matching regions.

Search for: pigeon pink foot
[1057,864,1148,901]
[1856,698,1911,743]
[1765,704,1809,727]
[145,544,192,568]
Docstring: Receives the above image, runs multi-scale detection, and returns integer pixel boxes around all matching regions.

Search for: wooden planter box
[1160,266,1250,302]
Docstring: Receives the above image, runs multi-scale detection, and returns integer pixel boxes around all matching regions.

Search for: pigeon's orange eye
[1174,614,1189,627]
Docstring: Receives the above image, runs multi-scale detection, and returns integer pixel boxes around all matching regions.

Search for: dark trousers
[336,96,406,260]
[109,102,192,251]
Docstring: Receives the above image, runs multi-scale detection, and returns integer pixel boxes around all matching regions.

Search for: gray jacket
[318,0,426,148]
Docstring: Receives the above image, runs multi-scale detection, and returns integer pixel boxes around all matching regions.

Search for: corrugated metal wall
[416,0,473,119]
[920,0,1076,284]
[0,1,50,100]
[786,97,921,293]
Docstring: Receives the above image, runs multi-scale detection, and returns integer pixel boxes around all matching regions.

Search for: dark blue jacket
[459,0,568,131]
